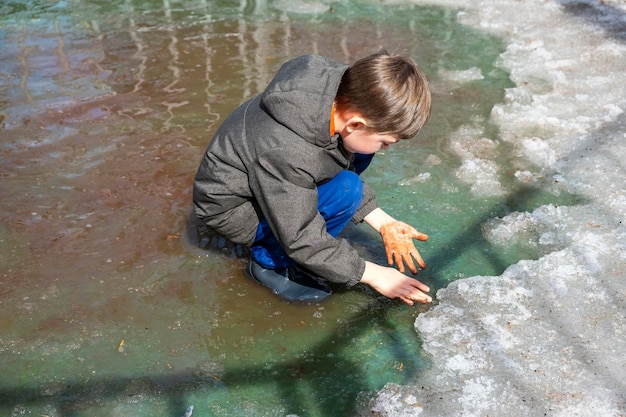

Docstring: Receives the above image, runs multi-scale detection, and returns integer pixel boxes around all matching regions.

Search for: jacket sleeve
[352,182,378,224]
[249,146,365,286]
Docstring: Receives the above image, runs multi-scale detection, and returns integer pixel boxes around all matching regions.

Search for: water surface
[0,1,584,416]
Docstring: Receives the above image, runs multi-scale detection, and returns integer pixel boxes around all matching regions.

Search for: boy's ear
[345,114,368,132]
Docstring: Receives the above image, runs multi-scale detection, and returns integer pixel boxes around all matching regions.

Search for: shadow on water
[0,311,390,416]
[0,0,593,416]
[558,0,626,41]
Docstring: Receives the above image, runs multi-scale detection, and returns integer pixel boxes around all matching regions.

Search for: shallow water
[0,1,586,416]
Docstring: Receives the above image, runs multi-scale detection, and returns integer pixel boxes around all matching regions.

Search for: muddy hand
[379,221,428,274]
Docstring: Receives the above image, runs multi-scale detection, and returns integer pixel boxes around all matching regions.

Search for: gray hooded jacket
[193,55,379,286]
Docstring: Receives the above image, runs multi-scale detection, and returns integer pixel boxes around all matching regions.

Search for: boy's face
[341,129,399,154]
[334,107,399,154]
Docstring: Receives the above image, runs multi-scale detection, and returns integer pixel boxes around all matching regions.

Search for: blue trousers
[252,153,374,269]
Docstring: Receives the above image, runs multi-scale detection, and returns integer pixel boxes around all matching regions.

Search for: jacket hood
[261,55,348,147]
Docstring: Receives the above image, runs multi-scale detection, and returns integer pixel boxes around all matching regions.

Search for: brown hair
[335,51,431,139]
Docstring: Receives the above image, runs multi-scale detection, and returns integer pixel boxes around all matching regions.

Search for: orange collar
[329,105,335,136]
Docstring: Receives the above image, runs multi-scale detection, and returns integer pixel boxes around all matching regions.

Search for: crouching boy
[193,51,432,305]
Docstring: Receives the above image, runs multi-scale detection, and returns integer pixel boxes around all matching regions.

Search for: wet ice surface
[368,0,626,416]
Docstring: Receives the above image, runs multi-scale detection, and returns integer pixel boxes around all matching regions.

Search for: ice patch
[438,67,484,84]
[481,204,571,251]
[449,124,504,196]
[399,172,431,186]
[270,0,331,14]
[519,137,557,171]
[369,384,424,417]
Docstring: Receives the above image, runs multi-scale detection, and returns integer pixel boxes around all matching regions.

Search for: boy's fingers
[386,247,394,266]
[411,250,426,270]
[413,279,430,293]
[394,253,406,273]
[412,289,432,303]
[412,231,429,241]
[401,291,431,305]
[399,296,414,306]
[405,258,419,275]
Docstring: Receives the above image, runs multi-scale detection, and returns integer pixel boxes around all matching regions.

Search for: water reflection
[0,1,583,416]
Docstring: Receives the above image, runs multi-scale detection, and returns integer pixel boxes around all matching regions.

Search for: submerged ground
[0,0,624,416]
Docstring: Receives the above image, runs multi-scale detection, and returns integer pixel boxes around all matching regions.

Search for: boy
[193,51,432,305]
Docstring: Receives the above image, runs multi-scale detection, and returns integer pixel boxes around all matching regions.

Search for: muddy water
[0,1,583,416]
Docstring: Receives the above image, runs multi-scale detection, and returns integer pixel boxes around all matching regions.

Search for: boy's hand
[361,262,431,305]
[380,221,428,274]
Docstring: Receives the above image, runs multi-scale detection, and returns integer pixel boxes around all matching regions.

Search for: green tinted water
[0,1,584,416]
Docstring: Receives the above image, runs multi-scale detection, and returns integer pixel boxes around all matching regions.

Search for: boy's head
[334,51,431,140]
